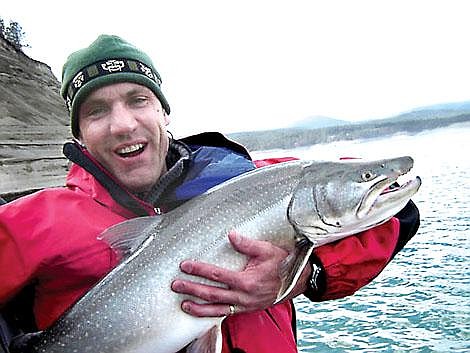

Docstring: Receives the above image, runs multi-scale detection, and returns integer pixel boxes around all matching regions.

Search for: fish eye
[361,171,376,181]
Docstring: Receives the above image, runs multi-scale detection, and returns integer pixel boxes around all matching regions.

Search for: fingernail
[171,280,182,291]
[180,260,193,273]
[181,301,191,313]
[229,231,241,244]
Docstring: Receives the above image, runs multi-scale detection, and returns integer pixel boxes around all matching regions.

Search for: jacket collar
[63,139,192,217]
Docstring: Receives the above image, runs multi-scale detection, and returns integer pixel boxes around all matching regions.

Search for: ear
[163,111,170,126]
[73,137,86,148]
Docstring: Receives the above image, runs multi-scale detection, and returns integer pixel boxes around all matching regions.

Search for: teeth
[117,143,144,155]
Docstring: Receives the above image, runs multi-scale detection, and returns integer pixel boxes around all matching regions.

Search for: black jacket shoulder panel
[179,132,252,159]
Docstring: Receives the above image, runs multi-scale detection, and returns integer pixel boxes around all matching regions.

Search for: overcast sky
[3,0,470,136]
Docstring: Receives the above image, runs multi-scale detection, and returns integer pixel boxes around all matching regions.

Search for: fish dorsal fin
[98,215,164,259]
[275,237,315,303]
[186,324,222,353]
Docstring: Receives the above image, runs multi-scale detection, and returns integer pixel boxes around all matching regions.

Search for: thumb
[228,231,263,257]
[228,231,285,259]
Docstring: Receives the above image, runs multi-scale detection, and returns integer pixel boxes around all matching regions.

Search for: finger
[171,279,237,304]
[178,260,242,288]
[181,300,241,317]
[228,231,270,258]
[228,231,288,259]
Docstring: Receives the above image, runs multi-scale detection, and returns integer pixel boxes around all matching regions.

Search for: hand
[171,231,289,317]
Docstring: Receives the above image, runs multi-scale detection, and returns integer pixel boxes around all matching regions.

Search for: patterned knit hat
[61,34,170,138]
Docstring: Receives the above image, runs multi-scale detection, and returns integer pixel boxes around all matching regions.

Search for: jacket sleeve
[304,199,420,301]
[0,223,29,307]
[253,157,421,302]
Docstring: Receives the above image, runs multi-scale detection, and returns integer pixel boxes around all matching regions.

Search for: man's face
[78,82,170,194]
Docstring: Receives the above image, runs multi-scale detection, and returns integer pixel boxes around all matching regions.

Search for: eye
[83,105,107,119]
[129,96,149,107]
[361,171,376,181]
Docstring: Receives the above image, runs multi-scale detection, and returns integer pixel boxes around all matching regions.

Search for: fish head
[287,156,421,246]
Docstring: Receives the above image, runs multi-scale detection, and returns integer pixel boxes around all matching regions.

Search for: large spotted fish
[30,156,421,353]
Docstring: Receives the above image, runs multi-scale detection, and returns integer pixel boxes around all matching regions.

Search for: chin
[120,172,157,193]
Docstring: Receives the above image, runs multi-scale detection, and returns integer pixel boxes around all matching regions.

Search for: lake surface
[253,123,470,352]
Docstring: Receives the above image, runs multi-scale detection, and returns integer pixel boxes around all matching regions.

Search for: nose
[109,103,138,136]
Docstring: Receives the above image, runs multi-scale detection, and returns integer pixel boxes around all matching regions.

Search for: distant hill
[287,100,470,129]
[362,100,470,124]
[228,102,470,151]
[281,100,470,132]
[407,100,470,113]
[288,116,349,129]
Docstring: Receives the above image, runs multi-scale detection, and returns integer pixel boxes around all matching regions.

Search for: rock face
[0,36,70,200]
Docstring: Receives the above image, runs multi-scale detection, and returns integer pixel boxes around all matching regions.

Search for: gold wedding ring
[229,304,236,315]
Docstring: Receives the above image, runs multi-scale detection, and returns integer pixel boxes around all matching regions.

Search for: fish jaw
[363,175,421,223]
[288,156,421,246]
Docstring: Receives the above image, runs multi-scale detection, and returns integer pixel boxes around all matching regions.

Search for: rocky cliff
[0,36,70,200]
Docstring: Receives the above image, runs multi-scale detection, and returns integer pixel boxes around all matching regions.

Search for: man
[0,35,420,352]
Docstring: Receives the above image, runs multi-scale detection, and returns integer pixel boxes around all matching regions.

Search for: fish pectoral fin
[97,215,164,259]
[186,324,223,353]
[275,238,315,304]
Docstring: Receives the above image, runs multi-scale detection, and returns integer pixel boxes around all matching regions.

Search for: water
[253,123,470,352]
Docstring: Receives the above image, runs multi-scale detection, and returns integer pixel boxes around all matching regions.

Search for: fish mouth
[358,172,421,218]
[377,175,421,204]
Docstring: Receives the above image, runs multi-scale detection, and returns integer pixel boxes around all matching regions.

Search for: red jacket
[0,151,416,353]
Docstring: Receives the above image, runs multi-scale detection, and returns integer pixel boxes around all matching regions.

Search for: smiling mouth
[116,143,146,158]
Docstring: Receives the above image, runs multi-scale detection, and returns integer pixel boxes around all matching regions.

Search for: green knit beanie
[61,34,170,138]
